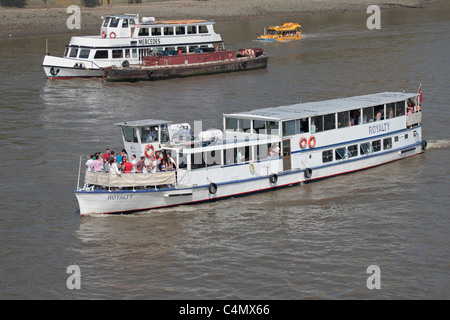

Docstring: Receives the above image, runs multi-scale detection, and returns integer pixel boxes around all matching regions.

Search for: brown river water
[0,2,449,299]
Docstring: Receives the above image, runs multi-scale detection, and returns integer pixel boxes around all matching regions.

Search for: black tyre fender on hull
[269,174,278,184]
[209,182,217,194]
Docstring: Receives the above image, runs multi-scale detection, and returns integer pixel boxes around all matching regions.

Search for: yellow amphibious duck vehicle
[257,22,302,42]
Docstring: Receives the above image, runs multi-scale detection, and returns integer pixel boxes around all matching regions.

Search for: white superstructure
[74,91,426,215]
[42,14,223,78]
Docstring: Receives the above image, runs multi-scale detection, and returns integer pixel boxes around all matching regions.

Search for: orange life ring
[101,31,107,38]
[308,135,316,148]
[110,32,116,39]
[299,137,307,149]
[144,144,154,158]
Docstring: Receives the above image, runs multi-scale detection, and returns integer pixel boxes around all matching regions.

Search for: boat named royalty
[74,90,426,216]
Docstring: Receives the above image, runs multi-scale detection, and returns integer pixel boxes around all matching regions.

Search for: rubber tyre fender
[304,168,312,179]
[209,182,217,194]
[269,174,278,184]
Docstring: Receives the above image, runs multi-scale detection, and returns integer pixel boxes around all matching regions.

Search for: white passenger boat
[74,91,426,216]
[42,14,223,79]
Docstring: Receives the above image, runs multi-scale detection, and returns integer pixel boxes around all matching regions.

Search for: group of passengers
[85,148,177,175]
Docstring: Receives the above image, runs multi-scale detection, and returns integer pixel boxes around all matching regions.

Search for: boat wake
[426,139,450,150]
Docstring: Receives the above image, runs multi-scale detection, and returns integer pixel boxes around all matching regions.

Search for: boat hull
[103,54,269,82]
[74,140,425,216]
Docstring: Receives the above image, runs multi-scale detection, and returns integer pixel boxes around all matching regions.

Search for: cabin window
[176,26,186,35]
[204,150,221,167]
[160,124,170,143]
[132,49,137,58]
[198,25,208,33]
[383,137,392,150]
[363,106,374,123]
[282,120,297,136]
[187,26,197,34]
[254,120,266,134]
[164,27,174,35]
[360,142,371,155]
[335,147,347,160]
[372,140,381,152]
[386,103,396,119]
[125,49,130,58]
[224,148,235,165]
[103,17,110,27]
[311,116,323,133]
[140,126,158,143]
[350,109,361,125]
[109,17,120,28]
[112,50,123,59]
[191,153,206,170]
[189,46,198,52]
[69,48,78,58]
[300,118,309,133]
[348,145,358,158]
[256,143,269,160]
[64,47,69,57]
[324,113,336,131]
[395,101,405,116]
[338,111,350,128]
[374,105,384,121]
[79,49,90,59]
[241,119,251,132]
[94,50,108,59]
[151,27,161,36]
[122,127,138,143]
[139,28,149,36]
[322,150,333,163]
[226,118,238,131]
[267,121,279,136]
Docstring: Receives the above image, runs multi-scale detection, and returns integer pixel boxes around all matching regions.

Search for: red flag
[418,84,423,103]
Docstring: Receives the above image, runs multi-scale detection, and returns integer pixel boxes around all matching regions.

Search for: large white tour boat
[74,91,426,216]
[42,14,223,79]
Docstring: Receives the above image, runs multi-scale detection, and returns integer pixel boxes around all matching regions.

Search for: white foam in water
[427,139,450,149]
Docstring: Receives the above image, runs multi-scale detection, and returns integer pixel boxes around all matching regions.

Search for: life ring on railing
[308,135,316,149]
[144,144,154,158]
[110,32,116,39]
[101,31,107,38]
[249,162,255,174]
[299,137,307,149]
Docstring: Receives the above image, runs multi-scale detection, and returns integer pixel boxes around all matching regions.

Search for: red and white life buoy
[144,144,154,158]
[101,31,107,38]
[299,137,307,149]
[110,32,116,39]
[308,135,316,149]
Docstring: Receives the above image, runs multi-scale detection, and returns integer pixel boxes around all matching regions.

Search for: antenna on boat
[77,155,82,190]
[45,39,49,55]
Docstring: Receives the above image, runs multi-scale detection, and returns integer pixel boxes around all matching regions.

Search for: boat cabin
[101,14,139,39]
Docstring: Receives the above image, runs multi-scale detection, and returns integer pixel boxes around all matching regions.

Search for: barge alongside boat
[103,48,268,82]
[74,91,426,216]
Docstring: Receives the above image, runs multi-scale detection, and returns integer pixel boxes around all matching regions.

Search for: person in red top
[122,156,134,173]
[103,148,111,161]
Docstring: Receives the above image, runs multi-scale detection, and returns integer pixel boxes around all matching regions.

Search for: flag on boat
[418,84,422,103]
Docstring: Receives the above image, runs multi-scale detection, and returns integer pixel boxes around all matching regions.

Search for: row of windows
[281,101,406,136]
[321,136,399,163]
[103,17,136,28]
[179,143,281,170]
[65,45,212,60]
[138,25,208,37]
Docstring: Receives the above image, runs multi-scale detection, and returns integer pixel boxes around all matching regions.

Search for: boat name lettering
[369,122,390,135]
[107,194,135,200]
[138,38,161,45]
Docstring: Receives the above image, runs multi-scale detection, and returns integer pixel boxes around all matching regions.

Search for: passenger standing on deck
[167,153,177,170]
[135,156,146,173]
[86,155,94,172]
[103,148,111,161]
[122,156,133,173]
[92,156,103,172]
[131,154,137,173]
[109,157,121,176]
